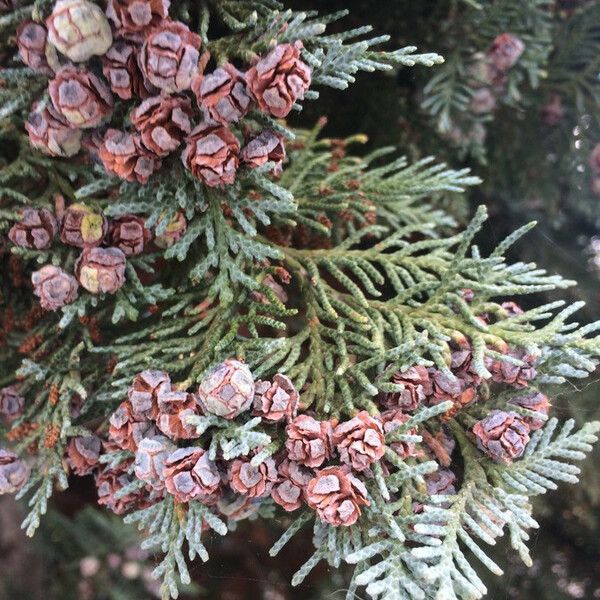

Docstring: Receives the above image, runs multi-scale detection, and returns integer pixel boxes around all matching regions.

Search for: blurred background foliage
[2,0,600,598]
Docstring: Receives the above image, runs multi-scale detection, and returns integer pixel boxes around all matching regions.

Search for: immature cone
[379,409,417,459]
[75,247,126,294]
[181,122,240,187]
[25,103,82,158]
[271,458,313,512]
[134,435,175,490]
[383,365,432,411]
[501,301,524,317]
[99,129,161,184]
[306,466,369,526]
[17,21,52,73]
[192,64,252,125]
[102,40,154,100]
[31,265,79,311]
[332,411,385,472]
[9,208,58,250]
[153,211,187,248]
[252,374,299,422]
[109,215,152,256]
[156,389,200,439]
[509,391,550,431]
[246,41,311,118]
[131,95,193,156]
[96,462,156,515]
[228,456,277,499]
[489,348,537,388]
[285,415,334,468]
[49,66,113,128]
[488,33,525,72]
[241,130,286,175]
[66,435,101,475]
[164,447,221,503]
[0,449,29,495]
[108,400,157,451]
[60,203,107,248]
[106,0,170,39]
[138,20,201,93]
[0,387,25,424]
[472,410,530,464]
[128,370,171,419]
[197,359,254,419]
[46,0,112,62]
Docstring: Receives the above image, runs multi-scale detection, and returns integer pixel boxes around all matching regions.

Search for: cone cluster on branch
[7,342,547,527]
[7,201,183,310]
[18,0,309,186]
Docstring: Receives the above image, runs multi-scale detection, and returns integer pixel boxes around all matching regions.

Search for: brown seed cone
[48,66,113,128]
[383,365,432,411]
[60,203,107,248]
[131,95,193,157]
[472,410,530,464]
[96,460,158,515]
[26,103,82,158]
[66,435,101,475]
[590,144,600,173]
[9,208,58,250]
[164,447,221,503]
[228,455,277,499]
[197,359,254,419]
[75,246,126,294]
[155,389,200,439]
[109,214,152,256]
[246,41,311,118]
[379,409,418,459]
[192,63,252,125]
[181,122,240,187]
[133,435,174,490]
[285,415,335,469]
[487,348,537,388]
[102,39,155,100]
[469,87,496,115]
[0,449,29,495]
[425,468,457,496]
[46,0,112,62]
[106,0,170,40]
[271,458,312,512]
[0,387,25,424]
[306,465,369,527]
[31,265,79,311]
[429,369,477,410]
[138,19,201,93]
[450,348,482,387]
[509,391,550,431]
[252,374,298,422]
[17,21,52,74]
[128,370,171,420]
[489,33,525,73]
[332,411,385,472]
[108,400,158,451]
[99,129,162,184]
[241,130,286,175]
